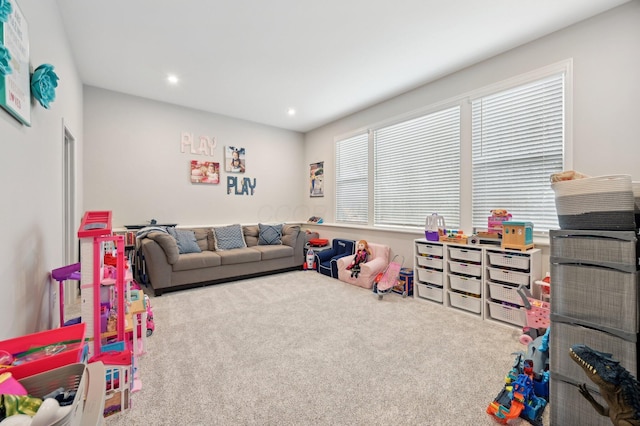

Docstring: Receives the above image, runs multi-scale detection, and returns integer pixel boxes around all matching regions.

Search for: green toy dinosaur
[569,344,640,426]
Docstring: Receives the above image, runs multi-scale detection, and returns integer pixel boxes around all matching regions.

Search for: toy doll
[346,240,371,278]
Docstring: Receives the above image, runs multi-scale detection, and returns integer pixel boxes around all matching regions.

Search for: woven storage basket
[551,174,635,230]
[551,263,639,334]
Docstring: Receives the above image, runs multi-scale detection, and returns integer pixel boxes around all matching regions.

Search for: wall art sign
[190,160,219,184]
[181,131,216,156]
[310,161,324,197]
[0,0,30,125]
[225,146,246,173]
[227,176,256,195]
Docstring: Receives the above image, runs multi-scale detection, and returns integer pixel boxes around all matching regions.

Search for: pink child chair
[337,242,390,289]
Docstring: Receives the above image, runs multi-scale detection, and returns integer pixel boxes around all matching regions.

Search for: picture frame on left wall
[190,160,220,184]
[0,0,30,126]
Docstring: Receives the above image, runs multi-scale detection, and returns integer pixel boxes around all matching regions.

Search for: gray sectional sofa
[139,224,303,295]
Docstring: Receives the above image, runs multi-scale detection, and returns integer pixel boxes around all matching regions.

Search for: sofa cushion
[252,245,294,261]
[147,232,179,264]
[281,224,300,248]
[213,224,247,250]
[243,225,259,247]
[191,228,210,252]
[258,223,283,245]
[216,248,261,265]
[172,251,222,272]
[167,227,202,254]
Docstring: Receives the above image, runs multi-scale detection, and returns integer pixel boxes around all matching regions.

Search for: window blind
[335,133,369,224]
[471,73,564,233]
[373,107,461,228]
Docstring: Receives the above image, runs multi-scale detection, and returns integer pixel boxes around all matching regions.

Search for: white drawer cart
[414,238,542,327]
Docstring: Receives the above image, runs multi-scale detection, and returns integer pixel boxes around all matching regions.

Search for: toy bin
[0,323,86,380]
[17,362,106,426]
[393,267,413,296]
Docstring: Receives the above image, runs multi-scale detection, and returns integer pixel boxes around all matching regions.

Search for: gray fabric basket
[550,229,638,273]
[550,375,611,426]
[550,321,638,383]
[551,263,639,334]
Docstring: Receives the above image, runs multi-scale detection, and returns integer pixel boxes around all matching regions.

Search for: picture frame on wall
[0,0,31,126]
[190,160,220,184]
[225,146,245,173]
[310,161,324,197]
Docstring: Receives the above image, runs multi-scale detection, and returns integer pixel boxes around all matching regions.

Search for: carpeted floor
[104,271,547,425]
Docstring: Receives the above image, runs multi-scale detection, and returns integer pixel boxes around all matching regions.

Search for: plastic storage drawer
[416,255,443,270]
[449,274,481,295]
[551,263,639,334]
[448,291,481,314]
[487,252,530,271]
[448,261,481,278]
[416,282,443,302]
[487,282,524,306]
[487,267,530,286]
[416,243,443,257]
[550,229,638,273]
[416,268,443,286]
[448,247,482,263]
[550,321,638,382]
[550,376,610,426]
[487,300,525,326]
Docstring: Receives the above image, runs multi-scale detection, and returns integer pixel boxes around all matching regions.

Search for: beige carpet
[105,271,546,426]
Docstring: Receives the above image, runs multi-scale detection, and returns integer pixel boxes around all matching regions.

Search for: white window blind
[471,73,564,233]
[335,133,369,224]
[373,107,461,228]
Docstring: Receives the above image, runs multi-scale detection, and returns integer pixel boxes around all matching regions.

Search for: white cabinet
[413,238,542,327]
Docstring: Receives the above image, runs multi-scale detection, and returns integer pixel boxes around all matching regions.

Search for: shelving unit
[413,238,542,326]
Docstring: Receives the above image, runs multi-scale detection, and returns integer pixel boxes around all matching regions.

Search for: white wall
[83,87,306,227]
[303,1,640,268]
[0,0,83,339]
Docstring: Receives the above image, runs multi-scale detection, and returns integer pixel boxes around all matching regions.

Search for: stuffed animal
[346,240,371,278]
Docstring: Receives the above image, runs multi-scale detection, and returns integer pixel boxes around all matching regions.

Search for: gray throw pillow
[258,223,283,245]
[213,224,247,250]
[167,227,202,254]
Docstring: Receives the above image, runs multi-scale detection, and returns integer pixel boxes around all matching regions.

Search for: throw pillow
[213,224,247,250]
[167,227,202,254]
[258,223,283,245]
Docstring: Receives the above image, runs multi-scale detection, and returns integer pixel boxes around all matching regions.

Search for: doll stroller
[373,255,404,300]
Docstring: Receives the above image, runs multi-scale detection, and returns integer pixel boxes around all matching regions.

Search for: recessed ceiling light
[167,74,179,84]
[288,108,296,116]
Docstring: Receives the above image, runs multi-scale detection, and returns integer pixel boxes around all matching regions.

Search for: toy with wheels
[372,255,404,300]
[303,248,316,270]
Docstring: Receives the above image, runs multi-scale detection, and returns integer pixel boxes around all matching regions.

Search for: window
[335,133,368,224]
[373,107,461,228]
[471,73,565,233]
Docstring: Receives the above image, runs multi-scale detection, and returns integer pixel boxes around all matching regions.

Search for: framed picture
[225,146,245,173]
[0,0,30,126]
[310,161,324,197]
[190,160,219,184]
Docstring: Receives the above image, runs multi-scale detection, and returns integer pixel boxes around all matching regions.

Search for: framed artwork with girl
[225,146,246,173]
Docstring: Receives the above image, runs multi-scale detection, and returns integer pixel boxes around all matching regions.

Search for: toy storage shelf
[413,238,542,327]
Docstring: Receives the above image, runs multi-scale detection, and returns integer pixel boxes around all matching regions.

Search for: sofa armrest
[316,248,338,263]
[358,257,388,277]
[336,254,355,270]
[140,238,172,291]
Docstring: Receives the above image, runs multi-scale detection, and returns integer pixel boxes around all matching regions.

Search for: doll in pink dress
[346,240,371,278]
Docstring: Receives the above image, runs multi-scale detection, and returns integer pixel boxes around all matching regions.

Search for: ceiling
[55,0,630,133]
